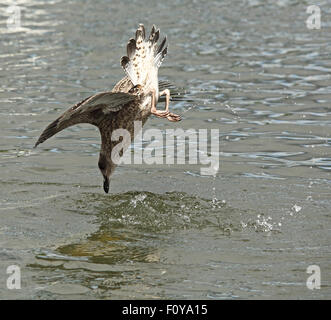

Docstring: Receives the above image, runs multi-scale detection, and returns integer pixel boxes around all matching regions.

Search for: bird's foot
[166,112,181,122]
[151,109,170,118]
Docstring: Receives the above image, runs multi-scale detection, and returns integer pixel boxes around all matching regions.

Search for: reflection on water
[40,191,253,264]
[29,191,277,298]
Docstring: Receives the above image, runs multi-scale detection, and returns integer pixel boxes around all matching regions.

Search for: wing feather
[34,92,137,147]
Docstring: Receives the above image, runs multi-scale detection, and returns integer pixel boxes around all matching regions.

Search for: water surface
[0,0,330,299]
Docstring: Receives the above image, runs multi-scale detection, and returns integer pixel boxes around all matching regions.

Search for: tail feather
[149,25,159,44]
[135,24,145,41]
[155,47,167,68]
[126,38,136,59]
[121,24,167,86]
[150,29,159,45]
[157,36,167,55]
[149,25,156,38]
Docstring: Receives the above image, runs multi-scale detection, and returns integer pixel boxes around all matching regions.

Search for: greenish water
[0,0,330,299]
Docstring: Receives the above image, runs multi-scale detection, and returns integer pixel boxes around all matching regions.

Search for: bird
[34,24,182,193]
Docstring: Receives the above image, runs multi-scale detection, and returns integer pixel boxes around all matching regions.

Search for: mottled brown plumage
[34,24,181,193]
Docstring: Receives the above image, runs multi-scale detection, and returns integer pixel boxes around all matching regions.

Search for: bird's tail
[120,24,167,86]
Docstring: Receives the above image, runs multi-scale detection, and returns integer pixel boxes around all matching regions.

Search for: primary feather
[34,92,137,148]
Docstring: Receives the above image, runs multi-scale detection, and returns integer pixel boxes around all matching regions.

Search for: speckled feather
[120,24,168,91]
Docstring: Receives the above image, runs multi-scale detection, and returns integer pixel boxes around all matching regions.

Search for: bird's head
[98,153,111,193]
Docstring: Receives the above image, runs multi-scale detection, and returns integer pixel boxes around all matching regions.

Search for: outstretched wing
[34,92,137,147]
[158,80,190,102]
[120,24,167,86]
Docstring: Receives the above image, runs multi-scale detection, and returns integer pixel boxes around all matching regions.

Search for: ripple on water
[26,190,282,298]
[30,191,280,265]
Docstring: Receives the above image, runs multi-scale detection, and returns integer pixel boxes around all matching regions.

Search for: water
[0,0,330,299]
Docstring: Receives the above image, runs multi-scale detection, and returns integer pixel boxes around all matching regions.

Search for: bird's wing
[34,92,137,147]
[120,24,167,86]
[158,80,189,102]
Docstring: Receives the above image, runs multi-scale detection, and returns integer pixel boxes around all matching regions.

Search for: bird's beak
[103,176,109,193]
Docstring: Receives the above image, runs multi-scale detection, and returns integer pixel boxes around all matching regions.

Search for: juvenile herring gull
[34,24,181,193]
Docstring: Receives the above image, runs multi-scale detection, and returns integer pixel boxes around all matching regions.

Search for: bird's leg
[150,88,169,118]
[159,89,181,122]
[160,89,170,113]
